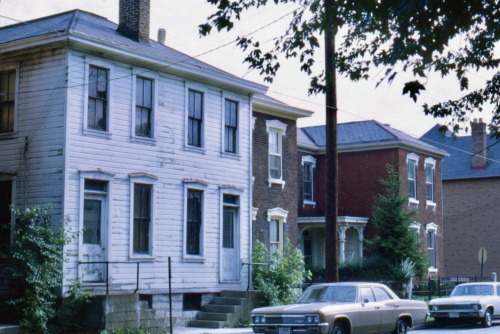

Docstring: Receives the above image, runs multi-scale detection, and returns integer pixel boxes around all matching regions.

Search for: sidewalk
[173,327,253,334]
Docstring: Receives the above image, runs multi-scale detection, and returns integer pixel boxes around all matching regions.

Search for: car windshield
[451,285,493,296]
[297,285,357,303]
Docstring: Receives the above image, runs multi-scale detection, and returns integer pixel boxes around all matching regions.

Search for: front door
[222,205,239,282]
[82,194,106,282]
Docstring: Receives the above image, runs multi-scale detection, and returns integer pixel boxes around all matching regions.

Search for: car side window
[373,287,392,301]
[360,287,375,303]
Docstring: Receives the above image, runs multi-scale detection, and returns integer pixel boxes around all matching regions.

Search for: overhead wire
[2,7,499,165]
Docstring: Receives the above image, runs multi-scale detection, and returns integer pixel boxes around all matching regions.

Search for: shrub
[252,239,310,306]
[7,205,67,334]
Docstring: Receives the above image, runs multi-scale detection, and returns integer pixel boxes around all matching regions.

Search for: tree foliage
[200,0,499,136]
[367,165,427,278]
[7,205,67,334]
[252,239,310,306]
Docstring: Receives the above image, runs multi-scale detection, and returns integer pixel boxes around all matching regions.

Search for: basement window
[183,293,202,311]
[139,294,153,309]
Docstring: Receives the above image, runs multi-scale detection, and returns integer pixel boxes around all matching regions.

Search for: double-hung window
[186,189,203,256]
[302,156,316,204]
[133,183,152,254]
[267,207,288,256]
[224,99,238,154]
[266,120,287,187]
[0,70,16,134]
[135,77,153,138]
[88,66,108,131]
[407,153,419,202]
[426,223,438,271]
[425,158,436,205]
[187,89,204,148]
[129,173,156,257]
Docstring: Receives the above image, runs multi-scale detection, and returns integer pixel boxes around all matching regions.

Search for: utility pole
[324,0,339,282]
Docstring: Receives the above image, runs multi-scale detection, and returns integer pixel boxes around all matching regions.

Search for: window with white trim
[406,153,419,202]
[0,69,16,134]
[87,65,109,132]
[425,158,436,203]
[224,99,238,154]
[302,155,316,204]
[426,223,438,271]
[409,222,421,253]
[186,189,203,255]
[135,76,154,138]
[267,207,288,255]
[129,173,156,257]
[187,89,204,148]
[266,120,287,187]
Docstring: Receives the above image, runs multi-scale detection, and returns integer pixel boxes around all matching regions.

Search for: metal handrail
[78,260,142,295]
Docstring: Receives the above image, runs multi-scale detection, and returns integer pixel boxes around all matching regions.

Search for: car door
[493,285,500,316]
[358,287,383,333]
[373,286,400,333]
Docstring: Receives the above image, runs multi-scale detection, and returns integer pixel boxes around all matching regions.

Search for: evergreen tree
[367,165,427,278]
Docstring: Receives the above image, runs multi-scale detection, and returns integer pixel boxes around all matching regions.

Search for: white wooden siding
[64,50,251,293]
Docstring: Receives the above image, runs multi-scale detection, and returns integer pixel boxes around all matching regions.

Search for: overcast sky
[0,0,494,137]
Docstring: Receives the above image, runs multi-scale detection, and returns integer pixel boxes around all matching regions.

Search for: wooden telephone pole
[324,0,339,282]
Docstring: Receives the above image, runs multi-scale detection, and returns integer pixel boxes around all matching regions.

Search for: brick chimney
[157,28,166,45]
[471,118,487,168]
[117,0,150,44]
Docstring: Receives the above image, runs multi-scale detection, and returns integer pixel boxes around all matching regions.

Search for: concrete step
[189,319,225,329]
[220,290,248,298]
[211,296,243,306]
[203,304,239,313]
[197,312,230,321]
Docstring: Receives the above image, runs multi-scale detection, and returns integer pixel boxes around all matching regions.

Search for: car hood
[252,302,345,314]
[429,296,489,305]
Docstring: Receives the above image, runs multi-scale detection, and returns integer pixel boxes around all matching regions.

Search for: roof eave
[298,140,450,157]
[253,95,314,119]
[68,34,267,95]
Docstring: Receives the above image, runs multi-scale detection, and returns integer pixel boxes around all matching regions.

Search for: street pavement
[171,327,253,334]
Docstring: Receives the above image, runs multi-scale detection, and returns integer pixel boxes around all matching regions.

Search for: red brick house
[298,121,448,276]
[252,95,312,254]
[421,119,500,278]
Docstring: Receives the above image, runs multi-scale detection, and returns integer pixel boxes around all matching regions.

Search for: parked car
[251,282,428,334]
[428,282,500,327]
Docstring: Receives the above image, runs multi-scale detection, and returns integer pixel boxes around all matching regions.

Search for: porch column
[338,224,347,261]
[356,226,365,259]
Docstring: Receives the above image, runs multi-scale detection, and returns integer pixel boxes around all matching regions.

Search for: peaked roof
[0,9,313,119]
[0,10,265,94]
[421,124,500,180]
[298,120,448,157]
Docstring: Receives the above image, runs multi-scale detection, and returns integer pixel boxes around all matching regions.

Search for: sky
[0,0,495,138]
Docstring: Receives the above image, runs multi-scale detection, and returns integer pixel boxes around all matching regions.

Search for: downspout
[248,93,254,290]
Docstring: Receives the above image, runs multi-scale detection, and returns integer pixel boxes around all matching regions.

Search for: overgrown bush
[7,205,67,334]
[252,239,310,306]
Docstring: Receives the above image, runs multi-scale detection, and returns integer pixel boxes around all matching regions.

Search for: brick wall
[442,178,500,278]
[252,112,299,248]
[298,147,444,273]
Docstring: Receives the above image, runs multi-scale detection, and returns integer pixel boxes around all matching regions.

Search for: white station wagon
[428,282,500,327]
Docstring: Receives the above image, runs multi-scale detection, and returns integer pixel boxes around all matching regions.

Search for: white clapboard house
[0,0,312,331]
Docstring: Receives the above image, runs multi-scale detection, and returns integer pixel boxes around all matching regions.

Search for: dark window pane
[88,66,108,131]
[83,199,102,244]
[0,180,12,252]
[0,70,15,133]
[188,90,203,147]
[223,209,234,249]
[186,189,202,255]
[134,184,151,254]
